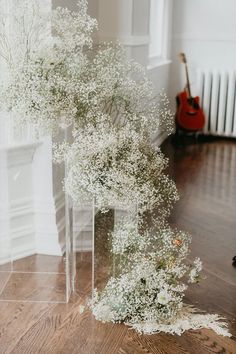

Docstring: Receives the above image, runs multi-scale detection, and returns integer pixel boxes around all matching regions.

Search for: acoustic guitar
[176,53,205,131]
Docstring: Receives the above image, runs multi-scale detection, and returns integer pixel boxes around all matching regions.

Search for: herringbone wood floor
[0,137,236,353]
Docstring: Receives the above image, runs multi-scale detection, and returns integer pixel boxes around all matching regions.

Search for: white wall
[170,0,236,107]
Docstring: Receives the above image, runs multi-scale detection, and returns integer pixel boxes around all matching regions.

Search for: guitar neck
[185,63,192,99]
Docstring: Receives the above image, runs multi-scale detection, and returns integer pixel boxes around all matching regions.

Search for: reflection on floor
[163,137,236,332]
[0,255,66,302]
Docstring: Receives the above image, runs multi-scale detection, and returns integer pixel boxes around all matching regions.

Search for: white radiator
[196,69,236,137]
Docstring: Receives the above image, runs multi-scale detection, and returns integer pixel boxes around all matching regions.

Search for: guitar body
[176,91,205,131]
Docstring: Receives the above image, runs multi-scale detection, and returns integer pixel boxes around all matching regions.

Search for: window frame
[148,0,172,69]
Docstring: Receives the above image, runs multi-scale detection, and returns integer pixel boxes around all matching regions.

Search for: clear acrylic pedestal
[0,193,75,303]
[92,202,137,295]
[0,146,75,303]
[73,200,136,300]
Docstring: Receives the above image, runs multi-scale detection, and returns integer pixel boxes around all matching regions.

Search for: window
[149,0,164,58]
[149,0,171,68]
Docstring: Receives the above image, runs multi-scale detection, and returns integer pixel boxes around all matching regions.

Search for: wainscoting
[0,137,65,263]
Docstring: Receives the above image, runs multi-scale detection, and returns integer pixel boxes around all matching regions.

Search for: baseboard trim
[152,131,169,146]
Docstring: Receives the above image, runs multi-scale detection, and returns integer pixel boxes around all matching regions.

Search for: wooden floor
[0,136,236,353]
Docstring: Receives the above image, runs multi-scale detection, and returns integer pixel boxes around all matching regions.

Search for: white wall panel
[170,0,236,109]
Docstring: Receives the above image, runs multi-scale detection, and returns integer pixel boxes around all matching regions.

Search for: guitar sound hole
[188,99,199,110]
[187,111,198,116]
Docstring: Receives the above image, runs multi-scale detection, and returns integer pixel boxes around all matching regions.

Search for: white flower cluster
[0,0,97,132]
[91,214,203,330]
[77,44,174,136]
[0,7,172,136]
[0,0,230,337]
[54,122,178,213]
[189,257,202,283]
[131,305,231,337]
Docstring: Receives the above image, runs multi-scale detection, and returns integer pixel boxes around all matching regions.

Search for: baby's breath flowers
[77,44,173,136]
[0,1,97,133]
[91,215,201,326]
[0,8,172,137]
[0,0,231,337]
[91,216,230,336]
[54,122,178,213]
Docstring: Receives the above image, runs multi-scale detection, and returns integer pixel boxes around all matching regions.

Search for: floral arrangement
[0,0,97,132]
[0,0,231,337]
[54,123,178,214]
[91,214,226,335]
[90,209,229,336]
